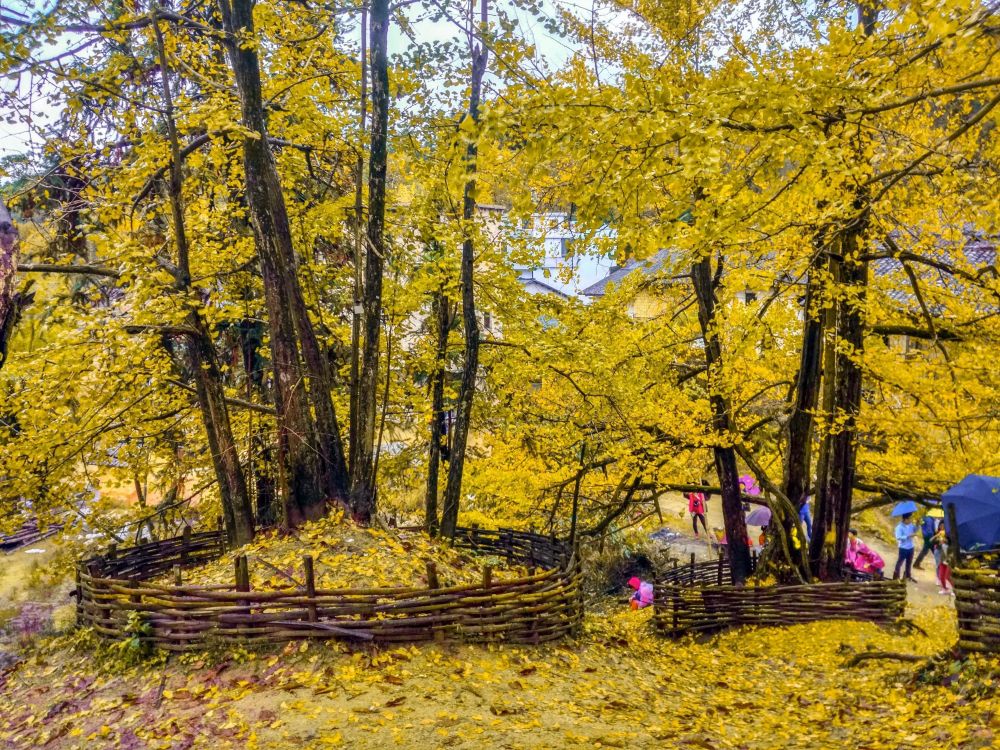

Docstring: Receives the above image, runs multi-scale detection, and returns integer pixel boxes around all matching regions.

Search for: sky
[0,0,587,163]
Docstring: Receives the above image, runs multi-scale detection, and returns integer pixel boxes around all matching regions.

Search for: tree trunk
[188,318,256,545]
[809,253,841,574]
[153,19,254,544]
[238,320,279,527]
[690,255,752,583]
[425,284,451,534]
[440,0,489,540]
[217,0,349,526]
[782,260,824,509]
[350,0,390,523]
[827,217,869,572]
[349,8,368,479]
[0,201,22,368]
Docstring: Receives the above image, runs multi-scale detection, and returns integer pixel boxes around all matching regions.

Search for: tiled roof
[580,249,676,297]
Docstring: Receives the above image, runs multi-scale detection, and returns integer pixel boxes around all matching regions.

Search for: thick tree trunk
[690,255,753,584]
[425,285,451,534]
[827,218,869,571]
[217,0,349,526]
[440,3,489,539]
[350,0,390,523]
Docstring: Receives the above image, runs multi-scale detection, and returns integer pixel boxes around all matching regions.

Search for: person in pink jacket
[628,577,654,609]
[845,529,885,575]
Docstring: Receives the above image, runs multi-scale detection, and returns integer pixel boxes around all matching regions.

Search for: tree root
[894,617,929,637]
[844,651,926,668]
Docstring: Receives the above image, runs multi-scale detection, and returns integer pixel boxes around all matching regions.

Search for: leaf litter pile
[3,595,997,749]
[167,512,530,590]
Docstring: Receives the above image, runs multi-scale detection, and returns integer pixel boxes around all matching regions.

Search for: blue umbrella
[943,475,1000,551]
[890,500,918,517]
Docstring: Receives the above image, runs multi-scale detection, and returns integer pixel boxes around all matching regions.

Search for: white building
[504,210,617,299]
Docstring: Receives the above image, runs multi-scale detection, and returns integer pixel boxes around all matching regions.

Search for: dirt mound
[169,512,532,590]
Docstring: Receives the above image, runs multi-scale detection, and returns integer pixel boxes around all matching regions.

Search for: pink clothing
[845,538,884,574]
[687,493,706,514]
[628,578,654,608]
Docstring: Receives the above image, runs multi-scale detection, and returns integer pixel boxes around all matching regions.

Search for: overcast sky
[0,0,585,163]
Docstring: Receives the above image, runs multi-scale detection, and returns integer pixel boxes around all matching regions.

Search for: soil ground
[0,510,988,750]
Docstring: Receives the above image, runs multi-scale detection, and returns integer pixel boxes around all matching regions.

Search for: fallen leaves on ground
[166,512,529,590]
[1,601,991,749]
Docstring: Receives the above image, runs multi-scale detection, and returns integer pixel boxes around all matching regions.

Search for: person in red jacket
[687,491,708,536]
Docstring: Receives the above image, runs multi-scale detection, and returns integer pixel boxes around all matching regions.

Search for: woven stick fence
[653,554,906,638]
[76,526,583,651]
[952,567,1000,653]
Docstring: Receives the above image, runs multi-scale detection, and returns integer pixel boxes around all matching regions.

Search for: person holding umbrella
[914,505,944,570]
[891,501,920,582]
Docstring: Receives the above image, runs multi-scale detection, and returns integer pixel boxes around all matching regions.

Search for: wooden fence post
[129,580,142,631]
[217,516,225,554]
[174,565,182,586]
[426,562,443,642]
[181,525,192,567]
[717,551,724,586]
[74,567,83,621]
[87,562,110,628]
[303,555,317,623]
[426,561,440,589]
[689,552,696,586]
[235,555,250,635]
[482,566,493,588]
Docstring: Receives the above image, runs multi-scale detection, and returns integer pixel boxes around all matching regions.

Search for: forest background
[0,0,997,584]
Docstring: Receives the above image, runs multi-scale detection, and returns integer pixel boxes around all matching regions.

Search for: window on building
[483,312,492,331]
[744,291,758,304]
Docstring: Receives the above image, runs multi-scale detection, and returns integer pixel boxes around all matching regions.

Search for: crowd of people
[627,493,957,611]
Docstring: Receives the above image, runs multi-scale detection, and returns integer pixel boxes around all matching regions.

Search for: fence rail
[76,526,583,651]
[953,566,1000,653]
[653,556,905,638]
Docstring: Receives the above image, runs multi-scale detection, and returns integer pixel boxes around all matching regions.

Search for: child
[931,522,954,595]
[687,491,708,536]
[628,577,654,609]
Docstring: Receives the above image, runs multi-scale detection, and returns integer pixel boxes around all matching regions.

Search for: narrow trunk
[349,8,369,476]
[239,321,278,527]
[189,317,256,545]
[425,284,450,534]
[782,260,825,508]
[690,255,752,583]
[350,0,390,523]
[0,200,21,368]
[440,0,489,539]
[809,253,842,574]
[154,20,254,544]
[217,0,349,525]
